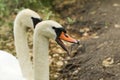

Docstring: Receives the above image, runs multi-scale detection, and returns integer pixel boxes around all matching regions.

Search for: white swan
[33,20,78,80]
[0,50,25,80]
[0,9,78,80]
[0,9,42,80]
[14,9,42,80]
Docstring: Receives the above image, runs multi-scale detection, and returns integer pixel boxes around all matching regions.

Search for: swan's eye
[52,26,56,29]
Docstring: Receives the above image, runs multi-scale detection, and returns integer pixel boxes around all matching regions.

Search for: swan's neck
[14,22,33,80]
[33,34,49,80]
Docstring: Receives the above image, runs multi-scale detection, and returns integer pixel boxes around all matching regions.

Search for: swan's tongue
[56,32,78,56]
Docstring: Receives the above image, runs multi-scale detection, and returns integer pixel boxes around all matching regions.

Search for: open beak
[56,32,78,55]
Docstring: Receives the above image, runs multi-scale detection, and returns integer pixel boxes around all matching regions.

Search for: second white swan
[32,20,78,80]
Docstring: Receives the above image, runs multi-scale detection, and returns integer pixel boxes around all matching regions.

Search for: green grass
[0,0,53,18]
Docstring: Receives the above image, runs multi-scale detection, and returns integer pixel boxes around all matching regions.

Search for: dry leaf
[113,3,120,7]
[102,57,114,67]
[114,24,120,28]
[56,61,63,67]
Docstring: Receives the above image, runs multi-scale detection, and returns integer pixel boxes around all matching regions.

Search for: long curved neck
[14,22,33,80]
[33,32,49,80]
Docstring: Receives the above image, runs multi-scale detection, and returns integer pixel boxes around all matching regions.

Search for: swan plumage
[0,50,25,80]
[0,9,41,80]
[33,20,78,80]
[14,9,42,80]
[0,9,77,80]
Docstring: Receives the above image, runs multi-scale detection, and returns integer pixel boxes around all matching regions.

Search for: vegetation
[0,0,55,54]
[0,0,57,33]
[0,0,54,18]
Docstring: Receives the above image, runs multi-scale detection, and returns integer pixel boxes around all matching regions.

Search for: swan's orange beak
[56,31,78,55]
[59,32,78,43]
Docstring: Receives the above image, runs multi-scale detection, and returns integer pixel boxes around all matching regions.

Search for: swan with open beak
[52,27,78,55]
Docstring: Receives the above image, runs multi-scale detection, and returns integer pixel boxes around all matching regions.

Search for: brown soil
[52,0,120,80]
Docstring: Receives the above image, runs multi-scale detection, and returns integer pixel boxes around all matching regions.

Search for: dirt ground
[52,0,120,80]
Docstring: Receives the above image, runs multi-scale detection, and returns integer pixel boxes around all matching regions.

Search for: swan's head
[15,9,42,29]
[35,20,78,53]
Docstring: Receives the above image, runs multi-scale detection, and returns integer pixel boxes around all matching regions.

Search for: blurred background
[1,0,120,80]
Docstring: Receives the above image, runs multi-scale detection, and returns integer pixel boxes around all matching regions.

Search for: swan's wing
[0,50,25,80]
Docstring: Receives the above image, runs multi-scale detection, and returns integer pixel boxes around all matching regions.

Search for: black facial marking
[54,27,70,55]
[52,27,66,37]
[31,17,42,28]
